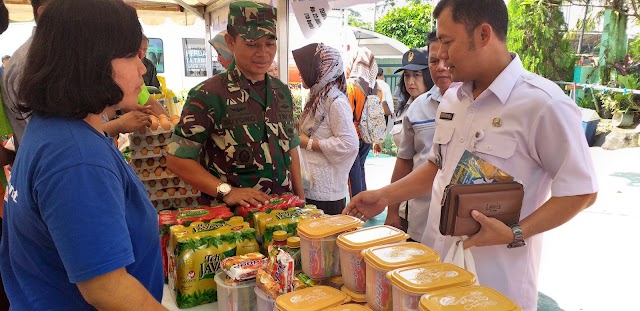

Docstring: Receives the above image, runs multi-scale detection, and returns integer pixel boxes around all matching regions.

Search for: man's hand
[463,210,514,249]
[223,187,271,208]
[384,210,403,230]
[342,190,388,221]
[115,111,151,134]
[372,143,382,156]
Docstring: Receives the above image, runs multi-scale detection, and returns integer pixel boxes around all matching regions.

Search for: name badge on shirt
[439,112,454,121]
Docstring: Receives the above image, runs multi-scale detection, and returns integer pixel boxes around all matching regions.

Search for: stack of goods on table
[160,197,522,310]
[129,114,200,211]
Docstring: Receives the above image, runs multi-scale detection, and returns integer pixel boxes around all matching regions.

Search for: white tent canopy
[5,0,384,80]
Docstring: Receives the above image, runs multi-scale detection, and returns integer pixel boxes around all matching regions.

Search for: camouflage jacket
[168,60,300,205]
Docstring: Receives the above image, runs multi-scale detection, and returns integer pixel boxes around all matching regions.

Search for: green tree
[374,3,433,49]
[507,0,576,81]
[347,9,372,31]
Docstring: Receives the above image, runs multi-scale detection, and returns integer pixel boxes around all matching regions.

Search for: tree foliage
[374,3,433,49]
[507,0,576,81]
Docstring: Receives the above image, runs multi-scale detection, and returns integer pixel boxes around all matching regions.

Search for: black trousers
[305,198,347,215]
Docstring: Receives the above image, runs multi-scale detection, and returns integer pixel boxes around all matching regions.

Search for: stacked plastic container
[386,263,476,311]
[361,242,440,311]
[297,215,364,280]
[336,225,410,294]
[274,286,351,311]
[129,114,200,211]
[419,285,522,311]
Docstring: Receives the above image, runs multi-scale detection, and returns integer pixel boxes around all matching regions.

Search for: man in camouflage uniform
[167,1,304,208]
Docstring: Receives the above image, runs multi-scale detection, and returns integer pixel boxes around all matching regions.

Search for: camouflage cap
[228,1,277,42]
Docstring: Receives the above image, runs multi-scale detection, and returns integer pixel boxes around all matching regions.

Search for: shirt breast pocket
[474,132,518,169]
[432,124,455,168]
[223,126,263,170]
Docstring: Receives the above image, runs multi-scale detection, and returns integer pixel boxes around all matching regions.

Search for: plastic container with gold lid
[386,263,476,311]
[341,285,366,305]
[361,242,440,311]
[274,285,351,311]
[419,285,522,311]
[324,304,371,311]
[336,225,409,293]
[297,215,364,279]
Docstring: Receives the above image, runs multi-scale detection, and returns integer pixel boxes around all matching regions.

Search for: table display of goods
[129,114,200,211]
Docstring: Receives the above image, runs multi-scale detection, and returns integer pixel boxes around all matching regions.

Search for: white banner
[291,0,331,39]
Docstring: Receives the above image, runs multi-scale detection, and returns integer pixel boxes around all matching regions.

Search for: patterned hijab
[345,46,378,89]
[293,43,347,136]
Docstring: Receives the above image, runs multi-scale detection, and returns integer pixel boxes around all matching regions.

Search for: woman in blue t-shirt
[0,0,164,309]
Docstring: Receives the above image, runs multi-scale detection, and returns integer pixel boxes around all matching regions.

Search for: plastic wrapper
[222,253,267,281]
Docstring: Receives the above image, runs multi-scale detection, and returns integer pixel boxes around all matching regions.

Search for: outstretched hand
[342,190,388,221]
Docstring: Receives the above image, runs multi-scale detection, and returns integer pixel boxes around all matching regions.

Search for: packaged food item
[361,242,440,311]
[268,247,295,295]
[167,228,237,308]
[285,237,301,274]
[222,253,268,281]
[387,263,476,311]
[255,286,276,311]
[256,268,280,299]
[272,230,288,249]
[297,215,364,279]
[257,207,324,244]
[419,285,522,311]
[214,271,257,311]
[337,225,409,293]
[274,286,351,311]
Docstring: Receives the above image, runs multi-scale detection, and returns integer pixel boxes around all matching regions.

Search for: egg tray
[143,177,189,191]
[131,157,167,172]
[137,169,176,181]
[129,134,171,149]
[132,125,174,137]
[148,189,201,202]
[152,197,199,211]
[130,148,166,160]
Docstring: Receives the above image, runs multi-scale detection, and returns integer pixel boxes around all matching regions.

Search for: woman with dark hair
[386,47,434,235]
[293,43,358,215]
[0,0,164,309]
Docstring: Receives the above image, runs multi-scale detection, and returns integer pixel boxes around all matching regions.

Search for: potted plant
[598,74,640,127]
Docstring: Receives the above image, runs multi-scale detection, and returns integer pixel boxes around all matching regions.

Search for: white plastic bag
[443,237,480,285]
[298,147,314,190]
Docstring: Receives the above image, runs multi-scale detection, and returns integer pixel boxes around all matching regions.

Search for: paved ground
[361,147,640,311]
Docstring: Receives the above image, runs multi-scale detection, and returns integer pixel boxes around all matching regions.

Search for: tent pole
[277,0,289,83]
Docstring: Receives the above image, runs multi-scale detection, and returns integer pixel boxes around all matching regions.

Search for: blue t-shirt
[0,115,163,310]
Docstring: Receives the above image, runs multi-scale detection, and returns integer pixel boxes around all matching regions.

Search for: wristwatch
[216,182,232,201]
[507,224,527,249]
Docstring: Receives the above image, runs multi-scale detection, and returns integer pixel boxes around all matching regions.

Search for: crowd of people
[0,0,598,310]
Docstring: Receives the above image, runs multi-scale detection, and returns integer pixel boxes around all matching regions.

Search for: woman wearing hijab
[293,43,358,215]
[345,47,382,198]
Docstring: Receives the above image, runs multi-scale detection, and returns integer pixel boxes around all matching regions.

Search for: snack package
[256,268,280,299]
[221,253,267,281]
[256,207,324,244]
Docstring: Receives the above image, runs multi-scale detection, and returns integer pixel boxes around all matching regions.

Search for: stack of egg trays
[129,127,200,211]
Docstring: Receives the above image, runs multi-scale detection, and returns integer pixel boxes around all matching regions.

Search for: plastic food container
[274,285,351,311]
[214,272,257,311]
[337,225,409,293]
[341,285,367,305]
[419,285,522,311]
[361,242,440,311]
[387,263,476,311]
[325,304,372,311]
[255,286,276,311]
[297,215,364,279]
